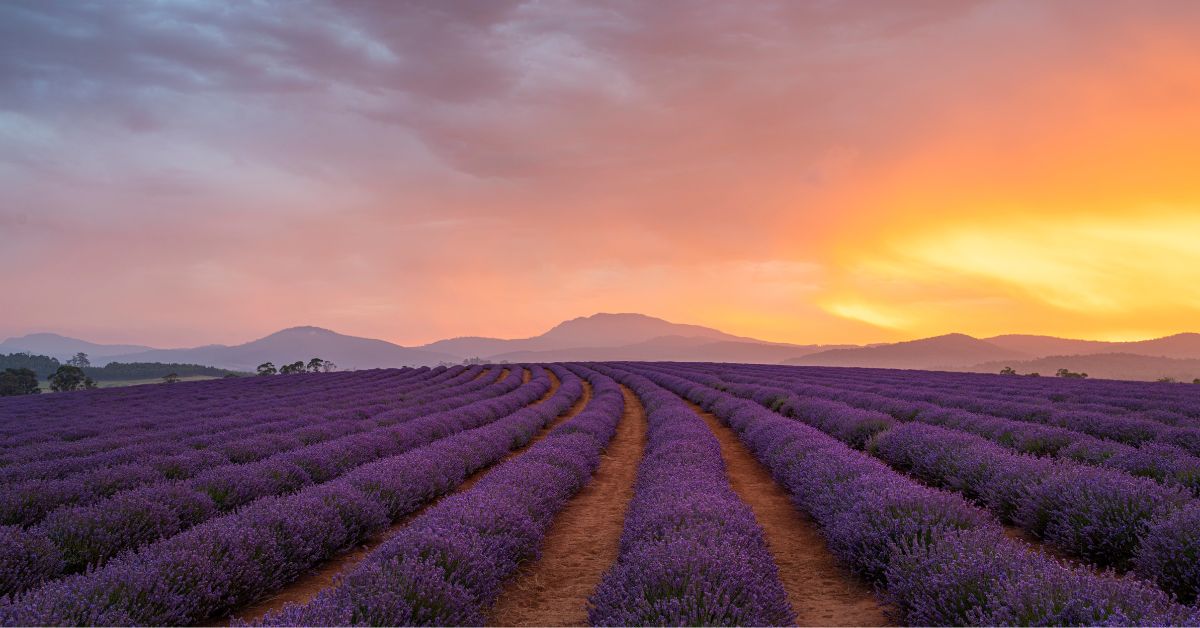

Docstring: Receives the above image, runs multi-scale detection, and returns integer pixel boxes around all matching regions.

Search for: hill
[108,327,455,371]
[964,352,1200,382]
[0,333,152,364]
[784,333,1028,369]
[420,313,750,357]
[985,333,1200,359]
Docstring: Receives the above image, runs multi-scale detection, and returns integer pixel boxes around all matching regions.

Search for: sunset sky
[2,1,1200,348]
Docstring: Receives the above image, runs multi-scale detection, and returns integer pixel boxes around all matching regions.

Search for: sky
[2,0,1200,348]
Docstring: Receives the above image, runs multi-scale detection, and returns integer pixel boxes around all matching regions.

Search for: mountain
[490,335,842,364]
[963,353,1200,382]
[108,327,455,371]
[985,333,1200,359]
[784,333,1028,369]
[419,312,748,357]
[0,333,153,363]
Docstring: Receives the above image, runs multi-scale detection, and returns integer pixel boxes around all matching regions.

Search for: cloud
[2,1,1200,345]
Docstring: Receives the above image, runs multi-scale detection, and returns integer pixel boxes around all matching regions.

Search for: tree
[999,366,1017,376]
[67,352,91,368]
[1157,376,1178,383]
[48,365,96,392]
[0,368,40,396]
[1055,368,1088,379]
[279,361,306,374]
[321,360,337,373]
[1194,379,1200,384]
[162,372,180,384]
[256,362,277,376]
[306,358,325,373]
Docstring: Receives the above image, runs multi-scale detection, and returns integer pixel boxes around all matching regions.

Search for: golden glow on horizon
[819,211,1200,342]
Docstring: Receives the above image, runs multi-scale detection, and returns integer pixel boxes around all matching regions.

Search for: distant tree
[67,352,91,368]
[1194,379,1200,384]
[0,353,62,378]
[1055,368,1088,379]
[0,368,40,396]
[321,360,337,373]
[48,365,96,392]
[306,358,325,373]
[279,361,306,374]
[162,372,181,384]
[1157,376,1178,383]
[256,362,277,376]
[1025,372,1041,377]
[999,366,1017,376]
[223,373,242,378]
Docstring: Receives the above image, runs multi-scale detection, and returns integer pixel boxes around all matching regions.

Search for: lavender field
[3,363,1200,626]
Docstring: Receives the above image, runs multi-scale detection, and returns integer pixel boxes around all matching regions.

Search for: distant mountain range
[4,313,1200,381]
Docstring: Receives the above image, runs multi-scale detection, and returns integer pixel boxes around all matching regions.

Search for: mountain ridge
[7,315,1200,380]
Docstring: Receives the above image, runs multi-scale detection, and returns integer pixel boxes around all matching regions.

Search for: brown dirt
[488,384,647,626]
[226,369,577,625]
[522,368,531,383]
[688,401,892,627]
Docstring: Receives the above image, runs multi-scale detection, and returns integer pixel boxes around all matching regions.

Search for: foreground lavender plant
[587,365,794,627]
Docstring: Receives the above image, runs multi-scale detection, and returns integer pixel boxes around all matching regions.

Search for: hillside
[0,333,152,363]
[784,333,1028,369]
[109,327,455,371]
[985,333,1200,359]
[964,352,1200,382]
[420,313,750,357]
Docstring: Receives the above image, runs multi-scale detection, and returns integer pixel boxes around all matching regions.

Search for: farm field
[2,362,1200,626]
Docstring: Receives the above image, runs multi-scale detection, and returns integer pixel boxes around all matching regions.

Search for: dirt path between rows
[688,401,892,626]
[226,368,575,625]
[488,384,647,626]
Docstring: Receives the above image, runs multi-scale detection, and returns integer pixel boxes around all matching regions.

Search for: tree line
[256,358,336,376]
[0,352,246,397]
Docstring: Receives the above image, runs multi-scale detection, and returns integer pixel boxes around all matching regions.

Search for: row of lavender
[626,363,1199,625]
[786,365,1200,426]
[705,364,1200,496]
[256,365,625,625]
[0,365,502,527]
[0,366,583,625]
[0,366,527,597]
[586,364,792,625]
[0,365,471,470]
[658,362,1200,607]
[0,366,446,449]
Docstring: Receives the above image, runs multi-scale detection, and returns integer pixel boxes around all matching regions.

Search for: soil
[688,401,893,627]
[488,384,647,626]
[226,368,578,625]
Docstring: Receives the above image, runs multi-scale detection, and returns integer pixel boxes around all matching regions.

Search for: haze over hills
[7,314,1200,381]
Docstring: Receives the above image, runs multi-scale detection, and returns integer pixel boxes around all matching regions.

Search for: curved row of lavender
[628,363,1199,625]
[585,364,794,626]
[0,365,525,596]
[654,362,1200,608]
[701,365,1200,499]
[0,366,493,526]
[723,362,1200,455]
[0,366,587,625]
[255,365,624,626]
